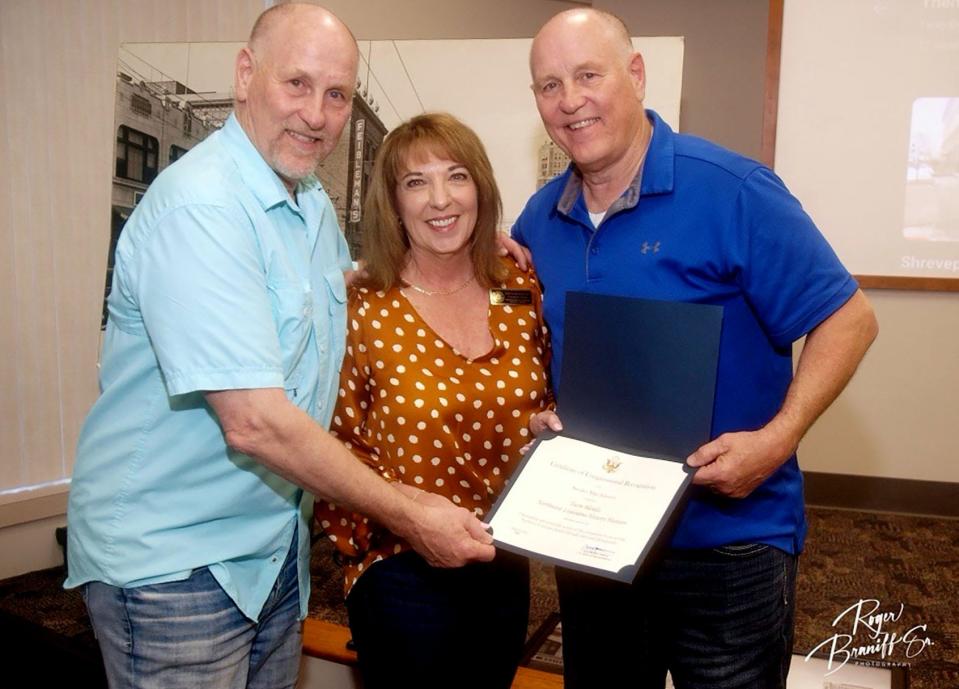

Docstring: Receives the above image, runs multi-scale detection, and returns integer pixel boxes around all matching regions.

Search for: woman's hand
[529,410,563,436]
[520,411,563,454]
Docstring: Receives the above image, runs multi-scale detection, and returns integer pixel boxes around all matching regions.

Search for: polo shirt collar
[641,109,674,196]
[556,108,675,217]
[220,113,321,212]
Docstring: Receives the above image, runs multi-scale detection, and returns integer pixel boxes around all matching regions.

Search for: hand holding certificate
[487,293,723,582]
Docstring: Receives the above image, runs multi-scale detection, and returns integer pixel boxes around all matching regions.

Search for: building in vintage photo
[536,138,570,190]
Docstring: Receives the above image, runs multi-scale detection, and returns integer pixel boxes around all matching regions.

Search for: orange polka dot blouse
[317,260,552,594]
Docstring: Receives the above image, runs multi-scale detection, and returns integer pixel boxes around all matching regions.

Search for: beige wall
[800,289,959,483]
[1,0,954,575]
[0,0,268,575]
[0,0,266,494]
[0,515,67,580]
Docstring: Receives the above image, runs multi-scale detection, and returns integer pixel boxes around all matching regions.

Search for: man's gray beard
[272,154,322,187]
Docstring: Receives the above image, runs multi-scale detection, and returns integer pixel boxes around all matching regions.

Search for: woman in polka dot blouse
[315,113,552,689]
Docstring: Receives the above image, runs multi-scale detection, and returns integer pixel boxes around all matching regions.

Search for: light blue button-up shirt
[66,114,351,621]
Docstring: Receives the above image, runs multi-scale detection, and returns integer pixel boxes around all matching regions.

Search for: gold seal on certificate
[488,435,692,581]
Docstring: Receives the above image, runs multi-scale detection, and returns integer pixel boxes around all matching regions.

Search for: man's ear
[628,52,646,103]
[235,47,255,102]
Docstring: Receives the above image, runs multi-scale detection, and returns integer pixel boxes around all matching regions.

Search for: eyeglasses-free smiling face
[234,9,358,193]
[530,11,647,176]
[395,150,479,262]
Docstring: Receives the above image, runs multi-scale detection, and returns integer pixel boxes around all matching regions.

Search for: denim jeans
[556,544,798,689]
[346,549,530,689]
[83,535,301,689]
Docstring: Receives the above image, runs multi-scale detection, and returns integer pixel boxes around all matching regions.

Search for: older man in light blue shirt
[68,108,348,620]
[66,5,494,688]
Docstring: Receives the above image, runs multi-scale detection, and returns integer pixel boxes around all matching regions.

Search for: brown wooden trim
[804,471,959,517]
[510,667,565,689]
[854,275,959,292]
[302,618,564,687]
[302,618,356,665]
[760,0,784,168]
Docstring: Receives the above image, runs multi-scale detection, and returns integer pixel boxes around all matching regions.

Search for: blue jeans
[556,544,798,689]
[83,536,301,689]
[346,549,530,689]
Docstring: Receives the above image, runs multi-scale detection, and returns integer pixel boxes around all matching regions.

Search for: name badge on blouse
[489,289,533,306]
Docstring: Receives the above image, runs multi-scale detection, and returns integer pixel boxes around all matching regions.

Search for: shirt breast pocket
[322,268,347,370]
[268,280,314,385]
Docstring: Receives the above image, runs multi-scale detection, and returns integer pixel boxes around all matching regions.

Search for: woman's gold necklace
[403,274,475,297]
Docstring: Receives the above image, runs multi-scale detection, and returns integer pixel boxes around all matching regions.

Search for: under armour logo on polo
[641,241,661,254]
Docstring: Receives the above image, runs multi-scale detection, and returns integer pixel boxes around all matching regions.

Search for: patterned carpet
[1,506,955,688]
[793,507,959,689]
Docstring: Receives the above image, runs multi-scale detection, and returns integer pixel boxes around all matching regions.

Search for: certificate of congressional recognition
[488,435,691,578]
[487,292,723,582]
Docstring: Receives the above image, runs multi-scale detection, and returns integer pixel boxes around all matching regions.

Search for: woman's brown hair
[360,112,506,291]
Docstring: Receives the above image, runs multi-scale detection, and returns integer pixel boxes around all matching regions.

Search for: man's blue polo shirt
[513,110,857,554]
[66,114,351,621]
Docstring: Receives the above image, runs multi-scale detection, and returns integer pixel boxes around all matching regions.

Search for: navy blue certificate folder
[487,292,722,583]
[558,292,723,460]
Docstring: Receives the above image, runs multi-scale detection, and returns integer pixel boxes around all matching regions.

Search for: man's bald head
[532,8,634,66]
[248,3,357,58]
